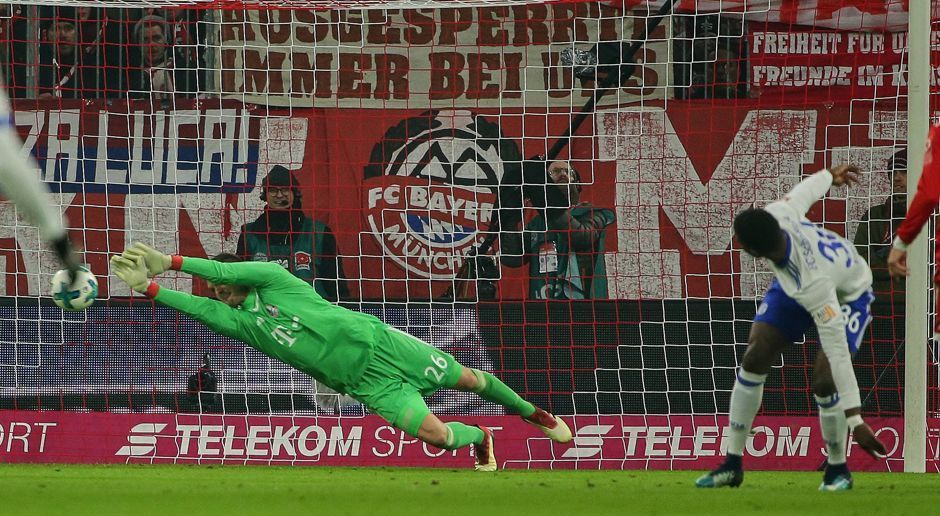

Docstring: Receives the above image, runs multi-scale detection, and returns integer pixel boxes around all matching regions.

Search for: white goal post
[903,0,930,474]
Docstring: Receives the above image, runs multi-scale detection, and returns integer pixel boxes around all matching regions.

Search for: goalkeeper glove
[110,255,150,293]
[122,242,172,277]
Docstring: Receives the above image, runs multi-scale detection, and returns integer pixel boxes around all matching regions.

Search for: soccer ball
[51,268,99,311]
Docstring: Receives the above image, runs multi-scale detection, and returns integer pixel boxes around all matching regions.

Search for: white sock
[727,369,767,456]
[816,393,848,465]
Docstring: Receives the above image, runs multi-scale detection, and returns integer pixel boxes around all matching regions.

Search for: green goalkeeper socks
[470,369,536,418]
[442,422,484,451]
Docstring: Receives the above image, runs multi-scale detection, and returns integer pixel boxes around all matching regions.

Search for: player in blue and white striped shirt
[696,164,887,491]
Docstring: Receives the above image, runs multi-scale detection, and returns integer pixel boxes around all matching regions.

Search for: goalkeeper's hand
[122,242,172,277]
[852,422,888,458]
[110,254,150,293]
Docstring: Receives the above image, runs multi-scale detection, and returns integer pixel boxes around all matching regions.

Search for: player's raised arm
[122,242,290,288]
[781,164,859,216]
[110,254,244,339]
[175,257,289,288]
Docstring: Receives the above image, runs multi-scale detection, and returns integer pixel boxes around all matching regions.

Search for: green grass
[1,465,938,515]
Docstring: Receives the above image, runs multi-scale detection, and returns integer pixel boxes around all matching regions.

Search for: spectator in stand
[236,166,349,301]
[134,8,204,93]
[0,5,29,98]
[689,41,749,99]
[501,160,615,300]
[710,46,748,99]
[854,149,907,298]
[151,8,199,68]
[132,14,196,98]
[38,7,104,99]
[75,7,125,97]
[889,126,940,340]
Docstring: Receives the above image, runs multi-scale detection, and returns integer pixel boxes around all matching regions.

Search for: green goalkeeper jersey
[152,257,383,393]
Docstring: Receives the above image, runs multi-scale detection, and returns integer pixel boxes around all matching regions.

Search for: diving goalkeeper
[110,243,572,471]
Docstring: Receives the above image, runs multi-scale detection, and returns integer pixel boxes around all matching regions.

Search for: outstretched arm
[122,242,292,288]
[895,188,938,249]
[176,257,290,289]
[111,254,244,338]
[151,286,245,339]
[0,91,64,243]
[895,123,940,250]
[782,165,858,216]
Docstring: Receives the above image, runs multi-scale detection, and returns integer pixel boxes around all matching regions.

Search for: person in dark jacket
[501,160,615,300]
[235,165,349,301]
[854,148,907,298]
[38,7,105,99]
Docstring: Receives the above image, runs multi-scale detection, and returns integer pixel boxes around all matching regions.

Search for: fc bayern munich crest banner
[360,111,510,281]
[306,106,605,300]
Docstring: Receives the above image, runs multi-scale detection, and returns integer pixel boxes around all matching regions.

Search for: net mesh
[0,0,936,470]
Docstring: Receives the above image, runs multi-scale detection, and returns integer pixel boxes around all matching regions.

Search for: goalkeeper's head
[733,207,784,261]
[209,253,251,306]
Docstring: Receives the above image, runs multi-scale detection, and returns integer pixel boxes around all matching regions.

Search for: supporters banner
[216,3,670,108]
[595,102,903,299]
[0,410,928,471]
[2,99,265,299]
[210,1,925,33]
[5,99,903,300]
[618,0,924,32]
[749,23,940,99]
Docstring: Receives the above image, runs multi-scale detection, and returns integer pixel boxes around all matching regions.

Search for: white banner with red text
[217,3,669,108]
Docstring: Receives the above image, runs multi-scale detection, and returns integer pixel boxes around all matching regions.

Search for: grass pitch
[1,464,937,515]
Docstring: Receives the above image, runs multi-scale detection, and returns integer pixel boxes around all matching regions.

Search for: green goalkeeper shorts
[348,326,463,436]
